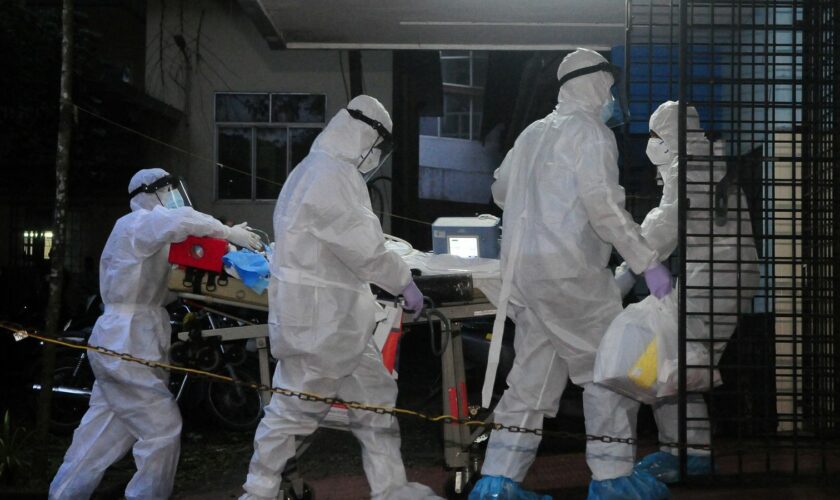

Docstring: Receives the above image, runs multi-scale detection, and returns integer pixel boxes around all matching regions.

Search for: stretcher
[166,238,499,495]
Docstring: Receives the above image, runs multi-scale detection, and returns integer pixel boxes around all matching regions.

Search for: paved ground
[175,450,840,500]
[4,329,839,499]
[5,408,840,499]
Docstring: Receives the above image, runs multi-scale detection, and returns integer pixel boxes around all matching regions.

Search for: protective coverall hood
[240,101,438,500]
[311,95,392,175]
[644,100,759,362]
[129,168,170,212]
[648,101,707,158]
[590,101,760,484]
[556,48,614,114]
[51,175,233,500]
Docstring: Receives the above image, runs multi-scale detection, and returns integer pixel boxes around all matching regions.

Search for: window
[420,51,487,140]
[215,93,325,200]
[22,230,53,260]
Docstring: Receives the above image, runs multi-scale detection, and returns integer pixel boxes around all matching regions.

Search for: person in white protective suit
[239,95,440,500]
[610,101,760,484]
[49,168,261,500]
[469,48,672,500]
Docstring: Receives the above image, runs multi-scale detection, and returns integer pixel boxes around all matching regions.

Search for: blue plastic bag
[222,249,270,294]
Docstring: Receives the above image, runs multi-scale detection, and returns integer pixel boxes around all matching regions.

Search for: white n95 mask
[646,138,673,166]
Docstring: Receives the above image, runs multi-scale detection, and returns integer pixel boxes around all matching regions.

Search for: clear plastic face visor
[346,108,394,182]
[359,139,394,182]
[129,174,192,209]
[558,61,630,128]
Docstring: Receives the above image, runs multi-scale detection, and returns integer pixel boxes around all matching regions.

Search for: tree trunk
[34,0,74,478]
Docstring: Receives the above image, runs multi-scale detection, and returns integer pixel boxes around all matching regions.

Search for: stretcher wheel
[195,345,222,371]
[223,342,247,367]
[169,341,190,366]
[204,368,264,431]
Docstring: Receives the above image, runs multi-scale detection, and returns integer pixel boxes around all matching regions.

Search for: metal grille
[626,0,840,479]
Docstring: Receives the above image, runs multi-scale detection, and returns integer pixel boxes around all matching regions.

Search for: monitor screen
[448,236,479,258]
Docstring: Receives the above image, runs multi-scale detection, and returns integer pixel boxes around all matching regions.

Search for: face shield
[557,61,629,128]
[129,174,192,209]
[345,107,394,181]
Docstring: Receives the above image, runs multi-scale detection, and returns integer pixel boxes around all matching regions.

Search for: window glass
[289,128,321,170]
[472,54,488,88]
[215,94,270,123]
[441,93,471,139]
[471,110,483,140]
[419,116,439,136]
[215,93,324,200]
[217,127,252,199]
[441,56,470,86]
[255,128,288,200]
[271,94,326,123]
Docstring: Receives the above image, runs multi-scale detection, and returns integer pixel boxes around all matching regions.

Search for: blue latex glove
[634,451,714,484]
[469,475,551,500]
[401,281,424,321]
[587,470,670,500]
[643,262,672,299]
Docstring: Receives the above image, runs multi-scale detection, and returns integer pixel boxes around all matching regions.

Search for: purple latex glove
[401,281,424,321]
[644,262,673,299]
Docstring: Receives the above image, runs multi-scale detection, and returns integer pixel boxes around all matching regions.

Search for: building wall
[418,135,502,204]
[145,0,393,234]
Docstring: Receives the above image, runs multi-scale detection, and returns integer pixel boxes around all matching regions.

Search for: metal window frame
[213,91,326,202]
[425,51,487,141]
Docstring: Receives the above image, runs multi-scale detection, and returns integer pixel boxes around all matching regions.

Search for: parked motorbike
[31,296,265,434]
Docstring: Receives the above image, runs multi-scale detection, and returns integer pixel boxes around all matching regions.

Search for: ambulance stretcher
[166,236,499,494]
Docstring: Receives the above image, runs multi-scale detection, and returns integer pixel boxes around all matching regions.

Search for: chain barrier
[3,322,712,451]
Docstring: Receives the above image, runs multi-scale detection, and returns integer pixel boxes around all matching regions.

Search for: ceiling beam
[237,0,286,49]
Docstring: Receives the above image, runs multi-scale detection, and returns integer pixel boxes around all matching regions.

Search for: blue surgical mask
[160,189,185,209]
[600,97,617,124]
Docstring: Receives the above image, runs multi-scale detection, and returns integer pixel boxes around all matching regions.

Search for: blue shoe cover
[634,451,713,484]
[587,471,669,500]
[468,476,552,500]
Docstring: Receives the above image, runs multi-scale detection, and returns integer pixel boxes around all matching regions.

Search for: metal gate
[625,0,839,480]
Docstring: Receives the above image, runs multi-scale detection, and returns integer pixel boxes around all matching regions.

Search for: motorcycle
[31,296,265,434]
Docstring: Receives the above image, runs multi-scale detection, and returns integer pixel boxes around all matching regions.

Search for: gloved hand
[226,222,262,251]
[644,262,673,299]
[401,281,424,321]
[614,261,637,298]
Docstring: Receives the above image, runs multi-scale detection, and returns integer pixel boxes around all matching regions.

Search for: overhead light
[285,42,608,50]
[400,21,624,28]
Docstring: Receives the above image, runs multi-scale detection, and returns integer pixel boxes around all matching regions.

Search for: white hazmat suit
[50,168,260,500]
[477,48,662,488]
[240,95,439,500]
[613,101,759,465]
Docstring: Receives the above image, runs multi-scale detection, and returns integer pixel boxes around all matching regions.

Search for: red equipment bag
[168,236,229,273]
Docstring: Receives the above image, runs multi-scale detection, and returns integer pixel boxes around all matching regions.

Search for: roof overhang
[239,0,627,51]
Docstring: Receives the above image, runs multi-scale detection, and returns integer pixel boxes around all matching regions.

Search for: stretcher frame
[168,267,496,494]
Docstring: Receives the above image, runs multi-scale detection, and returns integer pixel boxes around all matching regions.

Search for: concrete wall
[418,135,502,204]
[145,0,393,233]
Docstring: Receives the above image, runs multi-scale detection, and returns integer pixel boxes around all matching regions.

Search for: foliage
[0,1,122,197]
[0,411,32,485]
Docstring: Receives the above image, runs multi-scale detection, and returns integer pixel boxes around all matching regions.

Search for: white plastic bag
[594,294,720,404]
